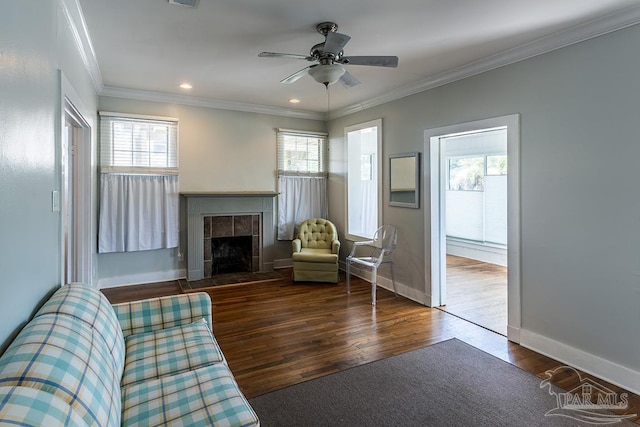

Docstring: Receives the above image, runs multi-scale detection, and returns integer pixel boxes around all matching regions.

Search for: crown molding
[64,0,640,122]
[60,0,103,91]
[330,4,640,119]
[99,86,326,121]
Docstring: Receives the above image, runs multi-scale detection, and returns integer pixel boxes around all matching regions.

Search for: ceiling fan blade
[259,52,314,61]
[339,70,360,88]
[280,66,311,84]
[339,56,399,67]
[324,32,351,56]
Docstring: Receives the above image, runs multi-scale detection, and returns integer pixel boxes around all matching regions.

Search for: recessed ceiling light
[179,83,192,89]
[289,98,300,104]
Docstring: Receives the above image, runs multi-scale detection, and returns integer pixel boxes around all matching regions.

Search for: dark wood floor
[443,255,507,335]
[102,269,639,423]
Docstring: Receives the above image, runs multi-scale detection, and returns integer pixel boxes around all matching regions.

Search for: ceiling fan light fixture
[308,64,345,86]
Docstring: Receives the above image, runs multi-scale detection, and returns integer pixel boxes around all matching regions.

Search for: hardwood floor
[443,255,507,335]
[102,269,639,423]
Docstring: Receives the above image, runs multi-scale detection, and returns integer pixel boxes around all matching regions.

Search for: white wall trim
[425,114,521,341]
[60,0,103,91]
[446,238,507,266]
[98,269,186,289]
[520,329,640,396]
[342,262,429,306]
[64,0,640,123]
[274,258,293,269]
[507,326,520,343]
[330,4,640,119]
[60,72,96,286]
[99,86,325,121]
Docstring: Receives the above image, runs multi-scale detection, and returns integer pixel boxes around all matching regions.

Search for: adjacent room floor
[441,255,507,335]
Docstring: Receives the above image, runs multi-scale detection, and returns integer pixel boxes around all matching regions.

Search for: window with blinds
[98,112,179,253]
[100,112,178,174]
[277,129,328,176]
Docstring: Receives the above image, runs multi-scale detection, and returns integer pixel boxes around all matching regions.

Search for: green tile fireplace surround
[182,192,278,281]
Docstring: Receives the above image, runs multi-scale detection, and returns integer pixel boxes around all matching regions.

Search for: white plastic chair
[346,225,398,305]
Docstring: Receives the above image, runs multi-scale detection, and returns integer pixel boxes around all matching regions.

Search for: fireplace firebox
[203,214,260,277]
[211,236,252,274]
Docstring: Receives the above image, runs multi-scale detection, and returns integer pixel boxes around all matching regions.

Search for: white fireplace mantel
[182,192,278,281]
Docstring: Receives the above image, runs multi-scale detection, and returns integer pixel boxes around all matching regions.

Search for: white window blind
[98,112,179,253]
[276,129,328,240]
[100,112,178,175]
[277,129,328,176]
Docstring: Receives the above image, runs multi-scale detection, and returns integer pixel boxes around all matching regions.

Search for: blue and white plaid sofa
[0,283,259,426]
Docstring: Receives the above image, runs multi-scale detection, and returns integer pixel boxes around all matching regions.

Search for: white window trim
[345,118,383,241]
[276,128,328,177]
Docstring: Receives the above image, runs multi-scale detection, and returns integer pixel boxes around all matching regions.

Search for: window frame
[276,128,328,177]
[345,118,383,241]
[99,111,178,175]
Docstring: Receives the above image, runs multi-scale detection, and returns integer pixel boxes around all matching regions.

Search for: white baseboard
[507,325,521,343]
[342,262,429,306]
[520,329,640,396]
[447,238,507,266]
[273,259,429,304]
[273,258,293,269]
[98,269,186,289]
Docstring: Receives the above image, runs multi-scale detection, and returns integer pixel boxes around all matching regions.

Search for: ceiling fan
[258,22,398,88]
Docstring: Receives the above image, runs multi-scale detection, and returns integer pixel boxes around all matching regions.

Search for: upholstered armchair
[292,218,340,283]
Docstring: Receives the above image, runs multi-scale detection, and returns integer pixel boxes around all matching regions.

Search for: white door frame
[424,114,521,342]
[60,72,94,285]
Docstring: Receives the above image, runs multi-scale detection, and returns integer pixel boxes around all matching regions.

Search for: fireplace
[203,215,260,277]
[183,192,278,281]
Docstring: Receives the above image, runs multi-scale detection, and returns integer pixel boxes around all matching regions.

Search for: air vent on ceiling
[168,0,198,7]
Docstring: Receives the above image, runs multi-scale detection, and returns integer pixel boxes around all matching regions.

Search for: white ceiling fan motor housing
[168,0,199,7]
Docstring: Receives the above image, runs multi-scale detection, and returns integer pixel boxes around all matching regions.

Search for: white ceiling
[76,0,640,118]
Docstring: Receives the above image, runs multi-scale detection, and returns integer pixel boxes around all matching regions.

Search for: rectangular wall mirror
[389,152,420,208]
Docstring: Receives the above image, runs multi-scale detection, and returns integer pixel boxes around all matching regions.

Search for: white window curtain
[359,180,378,238]
[98,112,179,253]
[99,174,179,253]
[277,175,327,240]
[276,129,328,240]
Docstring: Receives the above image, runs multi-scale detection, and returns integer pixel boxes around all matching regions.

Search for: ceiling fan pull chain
[326,83,330,120]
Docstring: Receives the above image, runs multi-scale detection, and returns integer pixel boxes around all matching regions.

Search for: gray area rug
[249,338,637,427]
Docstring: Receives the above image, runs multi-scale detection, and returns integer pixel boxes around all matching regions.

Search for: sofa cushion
[0,385,86,426]
[35,282,125,379]
[0,314,121,427]
[121,364,259,427]
[121,319,224,387]
[112,293,213,339]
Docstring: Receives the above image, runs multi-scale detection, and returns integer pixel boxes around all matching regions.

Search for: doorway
[60,91,92,285]
[425,115,521,342]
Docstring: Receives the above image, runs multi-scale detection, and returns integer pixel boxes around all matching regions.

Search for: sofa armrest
[332,239,340,255]
[292,238,302,253]
[112,292,212,339]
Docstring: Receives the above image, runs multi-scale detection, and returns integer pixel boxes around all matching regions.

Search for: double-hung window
[98,112,179,253]
[276,128,328,240]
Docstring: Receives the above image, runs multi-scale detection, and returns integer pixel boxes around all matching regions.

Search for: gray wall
[328,25,640,381]
[0,1,98,351]
[96,96,325,286]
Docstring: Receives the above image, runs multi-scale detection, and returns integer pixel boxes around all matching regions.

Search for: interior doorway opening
[61,95,92,285]
[425,115,520,342]
[440,128,508,335]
